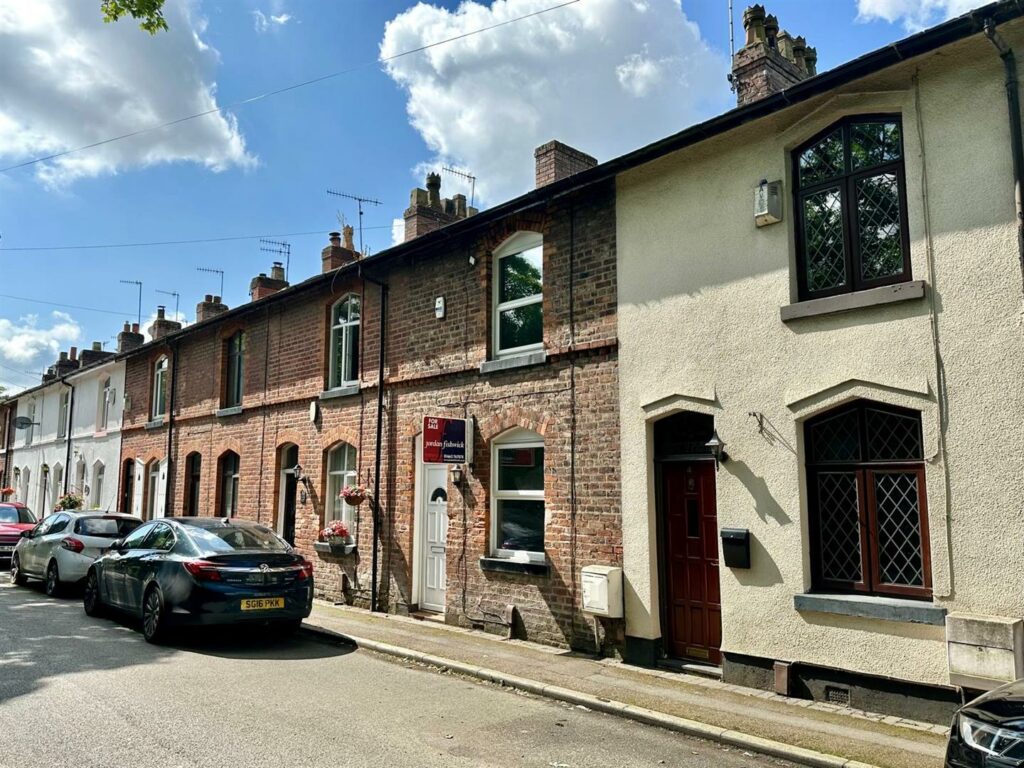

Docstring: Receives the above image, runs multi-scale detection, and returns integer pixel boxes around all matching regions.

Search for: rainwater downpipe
[63,381,74,495]
[985,17,1024,297]
[360,265,389,614]
[164,340,178,514]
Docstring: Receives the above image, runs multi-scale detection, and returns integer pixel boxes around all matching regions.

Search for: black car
[83,516,314,643]
[947,681,1024,766]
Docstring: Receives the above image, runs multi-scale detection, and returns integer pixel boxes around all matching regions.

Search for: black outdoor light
[706,429,729,470]
[293,463,311,504]
[449,465,464,486]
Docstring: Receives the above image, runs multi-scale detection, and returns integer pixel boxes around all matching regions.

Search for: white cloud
[380,0,730,205]
[253,10,293,33]
[391,217,405,246]
[0,311,82,391]
[0,0,254,186]
[856,0,978,30]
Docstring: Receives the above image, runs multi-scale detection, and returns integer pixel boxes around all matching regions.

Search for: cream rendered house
[613,2,1024,719]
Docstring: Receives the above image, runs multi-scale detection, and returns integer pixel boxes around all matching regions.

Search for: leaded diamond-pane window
[795,116,910,300]
[805,401,931,599]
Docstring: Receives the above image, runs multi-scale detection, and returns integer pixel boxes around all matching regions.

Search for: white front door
[419,465,448,613]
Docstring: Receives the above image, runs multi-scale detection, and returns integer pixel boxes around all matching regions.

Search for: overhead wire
[0,225,392,252]
[0,293,135,318]
[0,0,581,174]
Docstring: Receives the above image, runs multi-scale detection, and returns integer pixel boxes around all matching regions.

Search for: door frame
[276,466,298,539]
[655,456,722,665]
[411,434,450,613]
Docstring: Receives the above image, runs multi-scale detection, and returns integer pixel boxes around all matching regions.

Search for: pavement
[0,574,799,768]
[303,601,951,768]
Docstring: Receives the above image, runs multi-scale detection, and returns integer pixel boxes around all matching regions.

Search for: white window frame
[325,442,358,525]
[57,390,69,439]
[329,294,360,389]
[99,377,111,432]
[152,356,168,419]
[92,462,104,509]
[490,428,546,563]
[52,464,63,503]
[492,232,544,358]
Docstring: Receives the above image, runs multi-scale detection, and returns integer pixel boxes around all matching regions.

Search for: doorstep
[304,601,947,768]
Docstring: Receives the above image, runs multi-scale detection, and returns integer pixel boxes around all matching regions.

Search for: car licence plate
[240,597,284,611]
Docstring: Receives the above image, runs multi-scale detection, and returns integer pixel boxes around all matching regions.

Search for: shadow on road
[0,575,353,706]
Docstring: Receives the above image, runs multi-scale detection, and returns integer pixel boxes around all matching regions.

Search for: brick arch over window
[320,425,360,453]
[274,430,305,452]
[477,213,546,257]
[211,437,243,462]
[478,409,554,443]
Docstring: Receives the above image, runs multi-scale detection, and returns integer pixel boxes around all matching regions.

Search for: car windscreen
[184,524,289,553]
[76,517,142,538]
[0,505,36,525]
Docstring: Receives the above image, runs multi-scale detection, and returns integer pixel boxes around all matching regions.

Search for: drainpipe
[164,341,178,515]
[359,265,388,614]
[63,382,74,495]
[985,17,1024,297]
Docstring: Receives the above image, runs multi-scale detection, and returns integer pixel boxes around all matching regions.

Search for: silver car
[11,511,143,596]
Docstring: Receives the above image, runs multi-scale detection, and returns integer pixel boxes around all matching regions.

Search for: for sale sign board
[423,416,470,464]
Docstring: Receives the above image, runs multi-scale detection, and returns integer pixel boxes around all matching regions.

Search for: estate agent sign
[423,416,471,464]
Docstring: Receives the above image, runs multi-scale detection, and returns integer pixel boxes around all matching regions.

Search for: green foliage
[56,492,85,511]
[101,0,168,34]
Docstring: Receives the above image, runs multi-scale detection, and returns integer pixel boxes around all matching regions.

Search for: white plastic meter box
[581,565,623,618]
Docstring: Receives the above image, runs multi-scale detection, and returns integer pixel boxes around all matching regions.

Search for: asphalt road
[0,573,796,768]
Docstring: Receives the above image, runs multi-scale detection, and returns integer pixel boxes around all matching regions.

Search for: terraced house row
[5,1,1024,723]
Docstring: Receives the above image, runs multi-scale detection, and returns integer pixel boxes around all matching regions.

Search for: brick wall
[118,179,621,652]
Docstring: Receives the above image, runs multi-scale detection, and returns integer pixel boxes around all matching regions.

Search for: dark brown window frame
[806,401,932,600]
[223,331,245,408]
[793,114,912,301]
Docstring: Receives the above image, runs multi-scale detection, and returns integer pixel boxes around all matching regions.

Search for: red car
[0,503,38,564]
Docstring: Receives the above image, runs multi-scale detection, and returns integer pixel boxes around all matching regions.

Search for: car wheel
[11,554,27,586]
[142,586,167,644]
[83,570,105,617]
[44,561,61,597]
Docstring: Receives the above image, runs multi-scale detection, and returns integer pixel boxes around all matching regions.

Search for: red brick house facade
[117,173,621,650]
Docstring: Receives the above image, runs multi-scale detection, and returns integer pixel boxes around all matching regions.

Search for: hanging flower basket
[0,486,14,500]
[55,492,84,511]
[341,484,367,507]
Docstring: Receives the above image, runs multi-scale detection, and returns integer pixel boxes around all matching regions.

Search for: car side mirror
[109,539,125,551]
[19,530,31,539]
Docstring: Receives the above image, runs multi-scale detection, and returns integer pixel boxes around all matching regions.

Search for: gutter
[358,262,389,614]
[984,15,1024,297]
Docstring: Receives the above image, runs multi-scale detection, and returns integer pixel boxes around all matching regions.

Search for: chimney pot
[426,172,442,209]
[732,8,813,106]
[205,294,213,303]
[270,262,286,282]
[742,4,767,46]
[329,231,341,247]
[122,321,131,333]
[157,306,166,320]
[92,341,101,351]
[70,346,78,360]
[131,323,139,334]
[59,351,68,362]
[343,225,355,251]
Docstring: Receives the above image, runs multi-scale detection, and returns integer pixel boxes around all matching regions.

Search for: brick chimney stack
[196,295,228,323]
[80,341,114,367]
[149,305,183,341]
[117,321,145,353]
[51,350,80,380]
[534,140,597,188]
[403,173,478,242]
[730,5,814,106]
[321,228,361,273]
[249,262,289,301]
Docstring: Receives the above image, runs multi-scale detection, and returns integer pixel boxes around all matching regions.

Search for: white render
[9,357,125,516]
[615,22,1024,690]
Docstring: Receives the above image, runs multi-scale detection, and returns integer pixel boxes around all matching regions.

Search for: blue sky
[0,0,977,391]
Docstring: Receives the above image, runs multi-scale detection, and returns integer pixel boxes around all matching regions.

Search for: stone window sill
[320,385,360,401]
[479,556,549,577]
[794,592,946,626]
[144,418,165,430]
[780,280,926,322]
[216,406,243,418]
[479,350,547,375]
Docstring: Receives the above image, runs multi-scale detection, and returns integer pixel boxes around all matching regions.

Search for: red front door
[661,461,722,664]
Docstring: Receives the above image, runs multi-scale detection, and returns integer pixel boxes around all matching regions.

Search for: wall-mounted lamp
[293,463,312,505]
[449,464,464,486]
[706,430,729,470]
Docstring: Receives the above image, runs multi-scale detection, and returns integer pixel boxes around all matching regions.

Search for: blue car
[83,516,314,643]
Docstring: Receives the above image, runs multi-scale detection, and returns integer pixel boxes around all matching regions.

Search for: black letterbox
[720,528,751,569]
